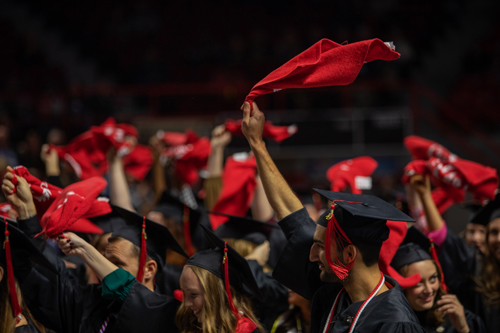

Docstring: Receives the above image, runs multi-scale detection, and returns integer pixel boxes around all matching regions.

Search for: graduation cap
[211,212,278,245]
[1,217,58,324]
[186,225,261,319]
[313,189,414,281]
[152,190,210,256]
[391,227,448,291]
[111,205,188,281]
[470,192,500,226]
[89,207,128,235]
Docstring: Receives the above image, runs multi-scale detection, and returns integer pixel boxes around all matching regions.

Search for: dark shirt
[16,215,181,333]
[272,208,426,333]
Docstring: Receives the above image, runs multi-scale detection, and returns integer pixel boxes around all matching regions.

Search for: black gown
[437,229,495,332]
[272,208,426,333]
[16,215,181,333]
[415,309,486,333]
[156,262,183,296]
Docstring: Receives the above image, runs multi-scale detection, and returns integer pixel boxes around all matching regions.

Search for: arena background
[0,0,499,233]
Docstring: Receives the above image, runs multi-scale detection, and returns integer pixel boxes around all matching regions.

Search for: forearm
[152,156,167,198]
[207,146,225,177]
[79,242,118,280]
[419,191,444,232]
[109,156,135,211]
[249,141,302,220]
[251,175,274,221]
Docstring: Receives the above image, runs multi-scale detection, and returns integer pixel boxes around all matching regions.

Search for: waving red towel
[157,129,199,146]
[210,153,257,229]
[244,38,400,109]
[404,135,457,162]
[91,117,138,158]
[224,119,297,143]
[122,144,154,181]
[326,157,378,194]
[39,177,109,238]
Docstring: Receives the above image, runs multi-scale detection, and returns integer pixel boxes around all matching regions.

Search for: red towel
[122,144,154,181]
[404,135,457,162]
[157,129,199,146]
[91,117,138,158]
[402,157,498,210]
[379,220,421,289]
[224,119,298,143]
[39,177,109,238]
[245,38,400,109]
[326,157,378,194]
[161,136,211,186]
[210,153,257,230]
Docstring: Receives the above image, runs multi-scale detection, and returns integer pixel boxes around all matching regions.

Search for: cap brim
[470,193,500,226]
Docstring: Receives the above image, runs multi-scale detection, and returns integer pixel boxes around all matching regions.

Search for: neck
[343,265,387,303]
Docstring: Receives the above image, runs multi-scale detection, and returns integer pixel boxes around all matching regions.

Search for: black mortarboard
[211,212,279,245]
[391,227,433,271]
[314,189,415,244]
[152,190,211,254]
[186,225,262,301]
[111,205,188,274]
[470,193,500,226]
[89,206,128,235]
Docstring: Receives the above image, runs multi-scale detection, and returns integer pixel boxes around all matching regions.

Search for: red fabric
[379,220,421,289]
[158,129,199,146]
[173,289,183,302]
[210,154,257,229]
[402,158,498,211]
[235,316,259,333]
[91,118,137,158]
[11,166,63,216]
[67,218,103,234]
[244,38,400,109]
[161,137,211,186]
[404,135,457,162]
[38,177,109,238]
[326,157,378,194]
[224,119,298,143]
[0,203,13,219]
[122,144,154,181]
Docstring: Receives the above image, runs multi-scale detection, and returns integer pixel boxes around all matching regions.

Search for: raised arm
[251,174,274,222]
[108,148,135,212]
[241,102,302,220]
[410,174,444,232]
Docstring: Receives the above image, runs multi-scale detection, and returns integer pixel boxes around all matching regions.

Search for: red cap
[210,153,257,230]
[38,177,109,238]
[326,157,378,194]
[244,38,400,109]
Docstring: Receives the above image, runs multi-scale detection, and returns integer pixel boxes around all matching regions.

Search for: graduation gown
[437,229,495,332]
[156,262,183,296]
[247,259,289,331]
[272,208,425,333]
[16,215,181,333]
[415,309,486,333]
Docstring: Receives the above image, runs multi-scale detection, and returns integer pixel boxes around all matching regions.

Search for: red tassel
[183,205,195,257]
[223,242,239,319]
[136,217,147,282]
[4,221,22,323]
[429,238,448,292]
[324,203,355,281]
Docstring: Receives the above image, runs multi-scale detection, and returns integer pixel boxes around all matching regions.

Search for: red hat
[404,135,457,162]
[326,157,378,194]
[210,153,257,230]
[244,38,400,110]
[161,136,211,186]
[123,144,154,181]
[39,177,109,238]
[224,119,298,143]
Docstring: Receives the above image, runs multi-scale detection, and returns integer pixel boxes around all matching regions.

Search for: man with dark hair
[241,101,425,332]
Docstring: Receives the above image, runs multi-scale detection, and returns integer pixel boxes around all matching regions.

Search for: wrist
[249,139,266,152]
[17,203,37,220]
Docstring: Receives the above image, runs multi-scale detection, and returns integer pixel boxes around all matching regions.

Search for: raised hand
[210,124,232,150]
[410,174,431,198]
[2,166,36,219]
[437,294,469,333]
[57,232,90,257]
[241,102,265,147]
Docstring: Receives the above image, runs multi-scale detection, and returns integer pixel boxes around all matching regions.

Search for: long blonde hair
[175,265,264,333]
[0,268,46,333]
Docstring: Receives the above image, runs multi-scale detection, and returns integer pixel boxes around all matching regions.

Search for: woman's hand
[210,124,232,150]
[410,174,431,198]
[57,232,90,258]
[437,294,469,333]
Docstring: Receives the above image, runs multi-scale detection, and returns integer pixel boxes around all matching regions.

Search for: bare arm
[251,174,274,221]
[149,135,167,199]
[207,124,231,178]
[41,144,61,177]
[241,102,303,220]
[411,174,444,232]
[108,149,135,212]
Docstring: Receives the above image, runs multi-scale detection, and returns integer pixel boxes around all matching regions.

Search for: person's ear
[143,259,157,281]
[344,244,357,264]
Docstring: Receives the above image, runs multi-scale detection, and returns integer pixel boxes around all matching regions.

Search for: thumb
[242,102,251,122]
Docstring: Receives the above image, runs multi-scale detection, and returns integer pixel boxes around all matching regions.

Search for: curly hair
[473,227,500,305]
[175,265,264,333]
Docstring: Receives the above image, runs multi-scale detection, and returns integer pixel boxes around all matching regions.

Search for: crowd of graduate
[1,40,499,333]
